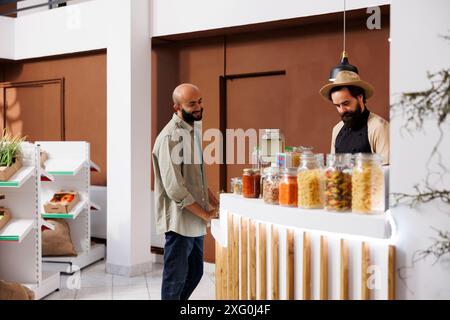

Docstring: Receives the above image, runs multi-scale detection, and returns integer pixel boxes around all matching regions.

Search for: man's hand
[208,188,219,208]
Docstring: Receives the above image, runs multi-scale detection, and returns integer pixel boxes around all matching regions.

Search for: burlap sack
[42,219,77,257]
[0,280,35,300]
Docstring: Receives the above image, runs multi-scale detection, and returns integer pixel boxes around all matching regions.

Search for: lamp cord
[343,0,346,53]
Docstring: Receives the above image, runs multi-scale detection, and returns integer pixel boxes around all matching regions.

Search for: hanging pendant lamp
[329,0,359,81]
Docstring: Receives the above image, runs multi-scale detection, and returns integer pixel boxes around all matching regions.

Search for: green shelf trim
[47,171,74,176]
[0,181,19,187]
[0,236,19,241]
[42,213,73,219]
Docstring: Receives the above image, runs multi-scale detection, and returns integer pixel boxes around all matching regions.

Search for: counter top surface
[213,193,393,246]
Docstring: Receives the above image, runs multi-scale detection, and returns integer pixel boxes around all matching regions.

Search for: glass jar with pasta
[262,167,280,205]
[297,153,324,209]
[324,154,352,212]
[352,153,385,214]
[279,168,298,207]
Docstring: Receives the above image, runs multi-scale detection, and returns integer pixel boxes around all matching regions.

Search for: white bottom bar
[42,243,106,274]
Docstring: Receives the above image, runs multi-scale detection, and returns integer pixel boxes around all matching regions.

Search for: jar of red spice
[243,169,261,198]
[279,168,298,207]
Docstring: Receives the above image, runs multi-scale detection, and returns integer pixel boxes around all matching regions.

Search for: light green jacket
[152,114,210,237]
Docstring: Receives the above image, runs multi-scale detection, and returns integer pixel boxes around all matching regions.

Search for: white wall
[390,0,450,299]
[0,16,15,59]
[14,0,107,60]
[151,0,390,37]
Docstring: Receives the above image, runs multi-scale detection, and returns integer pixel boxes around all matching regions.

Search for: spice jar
[279,168,298,207]
[324,154,352,212]
[262,167,280,205]
[352,153,385,214]
[291,147,302,168]
[297,153,324,209]
[230,177,243,195]
[243,169,256,198]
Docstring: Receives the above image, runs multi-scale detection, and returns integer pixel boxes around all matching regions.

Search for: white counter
[213,193,393,246]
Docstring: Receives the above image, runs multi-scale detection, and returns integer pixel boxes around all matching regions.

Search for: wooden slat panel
[361,242,371,300]
[286,229,295,300]
[215,241,221,300]
[227,212,233,300]
[259,223,267,300]
[232,214,239,299]
[240,217,249,300]
[388,245,396,300]
[221,246,228,300]
[320,235,328,300]
[249,220,257,300]
[302,232,311,300]
[340,239,349,300]
[271,225,279,300]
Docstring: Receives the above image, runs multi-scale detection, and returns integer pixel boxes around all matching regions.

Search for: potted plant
[0,130,26,181]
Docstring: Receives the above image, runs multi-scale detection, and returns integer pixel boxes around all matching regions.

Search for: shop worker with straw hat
[319,70,390,165]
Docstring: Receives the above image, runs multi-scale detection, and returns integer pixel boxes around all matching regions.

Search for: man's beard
[181,107,203,123]
[341,103,364,128]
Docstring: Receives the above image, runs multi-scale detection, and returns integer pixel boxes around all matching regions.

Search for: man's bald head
[172,83,204,123]
[172,83,200,105]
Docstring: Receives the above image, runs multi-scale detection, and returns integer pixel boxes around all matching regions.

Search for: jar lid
[282,167,297,176]
[231,177,242,182]
[354,153,381,161]
[243,168,253,174]
[252,169,261,174]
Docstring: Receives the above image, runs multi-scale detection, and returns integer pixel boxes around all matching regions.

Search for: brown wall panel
[226,16,390,155]
[2,52,107,185]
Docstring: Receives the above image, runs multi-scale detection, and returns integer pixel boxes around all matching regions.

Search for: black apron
[335,109,372,154]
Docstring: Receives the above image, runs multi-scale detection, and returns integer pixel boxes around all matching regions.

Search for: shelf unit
[0,142,60,300]
[37,141,105,274]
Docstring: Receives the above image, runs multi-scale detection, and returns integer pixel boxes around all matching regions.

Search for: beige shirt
[331,112,390,165]
[152,114,210,237]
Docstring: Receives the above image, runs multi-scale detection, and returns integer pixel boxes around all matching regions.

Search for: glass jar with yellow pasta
[352,153,385,214]
[297,153,324,209]
[324,154,352,212]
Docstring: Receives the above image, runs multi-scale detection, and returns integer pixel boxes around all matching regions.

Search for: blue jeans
[161,231,204,300]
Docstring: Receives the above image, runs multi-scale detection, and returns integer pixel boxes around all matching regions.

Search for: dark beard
[181,107,203,123]
[341,103,365,129]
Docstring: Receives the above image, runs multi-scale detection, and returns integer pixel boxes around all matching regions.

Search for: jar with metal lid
[297,153,324,209]
[279,168,298,207]
[262,167,280,205]
[230,177,243,195]
[352,153,385,214]
[324,154,352,212]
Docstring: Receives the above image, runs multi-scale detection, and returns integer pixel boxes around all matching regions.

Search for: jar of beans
[262,167,280,205]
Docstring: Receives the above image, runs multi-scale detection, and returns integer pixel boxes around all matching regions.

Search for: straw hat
[319,70,374,101]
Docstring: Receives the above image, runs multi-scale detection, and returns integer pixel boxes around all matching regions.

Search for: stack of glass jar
[240,152,385,214]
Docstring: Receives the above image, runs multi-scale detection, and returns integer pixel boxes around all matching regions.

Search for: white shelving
[37,141,105,274]
[0,219,35,242]
[0,142,60,300]
[44,158,85,176]
[0,166,34,188]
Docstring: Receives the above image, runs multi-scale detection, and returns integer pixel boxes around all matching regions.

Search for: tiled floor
[43,260,216,300]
